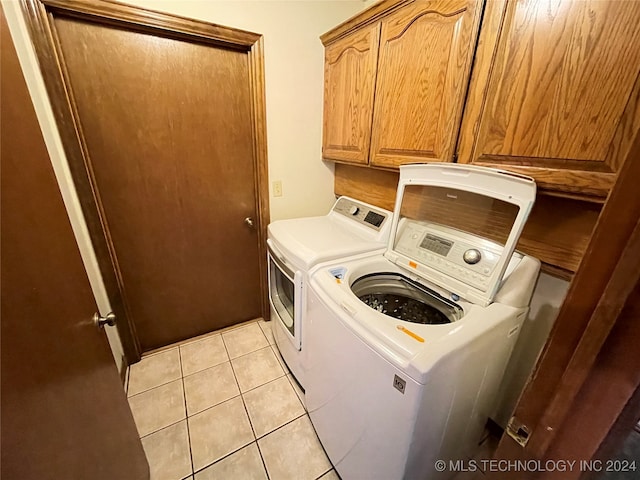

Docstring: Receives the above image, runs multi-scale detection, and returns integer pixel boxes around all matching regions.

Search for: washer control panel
[333,197,389,231]
[394,220,502,291]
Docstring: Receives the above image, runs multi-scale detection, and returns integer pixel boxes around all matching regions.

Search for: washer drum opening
[351,273,462,324]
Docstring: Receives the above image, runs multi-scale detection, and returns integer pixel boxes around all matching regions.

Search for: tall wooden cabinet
[458,0,640,200]
[322,0,483,167]
[322,24,380,164]
[321,0,640,275]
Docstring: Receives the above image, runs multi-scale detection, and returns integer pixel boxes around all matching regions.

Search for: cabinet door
[458,0,640,199]
[323,24,380,164]
[369,0,483,168]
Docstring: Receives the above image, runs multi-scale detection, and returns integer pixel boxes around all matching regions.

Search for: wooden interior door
[23,0,270,354]
[369,0,483,168]
[322,23,380,164]
[458,0,640,200]
[1,8,148,479]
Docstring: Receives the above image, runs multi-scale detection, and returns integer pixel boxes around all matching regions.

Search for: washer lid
[384,164,536,307]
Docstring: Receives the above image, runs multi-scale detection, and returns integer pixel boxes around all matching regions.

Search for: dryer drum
[351,273,462,324]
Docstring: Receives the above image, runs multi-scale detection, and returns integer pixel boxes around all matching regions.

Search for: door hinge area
[94,312,116,328]
[506,416,531,447]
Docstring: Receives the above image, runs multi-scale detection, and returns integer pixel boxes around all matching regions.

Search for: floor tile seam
[252,410,307,441]
[220,337,243,394]
[306,412,337,475]
[314,466,334,480]
[226,339,272,362]
[191,439,258,477]
[254,437,272,480]
[186,391,243,418]
[240,376,306,436]
[227,345,280,365]
[179,349,196,477]
[239,371,289,397]
[182,359,233,381]
[256,412,313,446]
[269,344,289,373]
[220,320,267,347]
[127,375,183,398]
[138,417,188,440]
[239,386,260,445]
[138,345,180,360]
[178,332,223,351]
[255,322,271,344]
[285,374,306,407]
[150,318,262,354]
[184,368,293,420]
[136,318,264,362]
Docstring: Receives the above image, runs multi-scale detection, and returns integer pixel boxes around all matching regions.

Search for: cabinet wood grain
[322,24,380,164]
[334,163,600,277]
[369,0,483,168]
[458,0,640,199]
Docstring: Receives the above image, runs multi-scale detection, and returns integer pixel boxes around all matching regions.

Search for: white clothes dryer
[306,164,541,480]
[267,197,392,388]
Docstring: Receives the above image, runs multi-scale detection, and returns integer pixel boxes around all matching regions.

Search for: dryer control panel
[333,197,389,232]
[394,220,503,291]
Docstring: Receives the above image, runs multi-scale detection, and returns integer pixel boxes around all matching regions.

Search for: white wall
[123,0,367,220]
[3,0,367,371]
[494,272,570,427]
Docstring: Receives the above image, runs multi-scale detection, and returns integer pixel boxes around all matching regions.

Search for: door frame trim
[21,0,271,363]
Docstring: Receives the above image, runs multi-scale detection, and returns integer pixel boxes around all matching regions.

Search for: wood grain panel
[248,36,271,321]
[54,17,261,350]
[41,0,260,48]
[1,7,148,477]
[459,0,640,199]
[320,0,413,45]
[369,0,483,168]
[335,163,600,276]
[322,24,380,164]
[22,0,271,361]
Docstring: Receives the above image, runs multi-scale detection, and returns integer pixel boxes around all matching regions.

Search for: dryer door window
[268,250,303,350]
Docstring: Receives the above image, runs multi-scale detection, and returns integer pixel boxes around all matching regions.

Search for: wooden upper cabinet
[322,23,381,164]
[458,0,640,200]
[370,0,483,168]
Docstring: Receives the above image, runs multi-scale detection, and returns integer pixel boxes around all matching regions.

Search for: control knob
[463,248,482,265]
[348,205,360,215]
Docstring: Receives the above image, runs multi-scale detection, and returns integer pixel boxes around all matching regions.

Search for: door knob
[244,217,255,228]
[94,312,116,328]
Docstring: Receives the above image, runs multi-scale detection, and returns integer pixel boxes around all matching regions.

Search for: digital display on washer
[420,234,453,256]
[364,211,385,228]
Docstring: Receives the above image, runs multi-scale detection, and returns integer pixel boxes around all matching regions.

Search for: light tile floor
[126,320,334,480]
[127,319,499,480]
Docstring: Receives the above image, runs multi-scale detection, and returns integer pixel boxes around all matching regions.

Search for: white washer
[267,196,392,388]
[306,164,541,480]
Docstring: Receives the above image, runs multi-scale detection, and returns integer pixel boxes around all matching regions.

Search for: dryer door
[267,242,303,350]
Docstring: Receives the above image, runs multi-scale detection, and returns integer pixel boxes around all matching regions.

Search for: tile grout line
[191,440,258,477]
[199,333,270,479]
[307,413,337,478]
[254,439,272,480]
[184,371,290,421]
[128,374,183,399]
[178,346,196,478]
[130,333,273,399]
